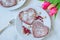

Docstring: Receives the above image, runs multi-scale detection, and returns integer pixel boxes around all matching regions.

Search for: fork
[0,19,15,35]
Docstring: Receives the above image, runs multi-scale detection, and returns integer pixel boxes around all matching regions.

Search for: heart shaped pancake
[19,8,36,25]
[1,0,17,7]
[32,20,49,38]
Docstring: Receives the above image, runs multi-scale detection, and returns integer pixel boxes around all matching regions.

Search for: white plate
[0,0,26,10]
[16,5,51,40]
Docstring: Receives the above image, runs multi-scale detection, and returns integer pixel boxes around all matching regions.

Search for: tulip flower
[47,4,55,10]
[42,1,50,10]
[49,7,58,16]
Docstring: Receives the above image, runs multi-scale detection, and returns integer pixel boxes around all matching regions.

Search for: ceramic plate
[0,0,26,10]
[16,5,51,40]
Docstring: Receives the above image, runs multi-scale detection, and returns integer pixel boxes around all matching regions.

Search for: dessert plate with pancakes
[0,0,26,10]
[16,5,51,40]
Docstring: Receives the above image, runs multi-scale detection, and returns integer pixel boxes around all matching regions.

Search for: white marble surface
[0,0,60,40]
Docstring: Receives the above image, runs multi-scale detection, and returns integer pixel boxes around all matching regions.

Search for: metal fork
[0,19,15,35]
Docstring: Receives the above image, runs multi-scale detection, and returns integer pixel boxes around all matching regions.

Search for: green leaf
[47,0,54,3]
[52,0,60,5]
[39,0,44,1]
[47,0,60,5]
[54,13,57,20]
[57,4,60,9]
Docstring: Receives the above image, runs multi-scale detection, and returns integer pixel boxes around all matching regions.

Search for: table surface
[0,0,60,40]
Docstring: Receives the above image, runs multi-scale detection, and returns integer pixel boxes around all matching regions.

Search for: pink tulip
[42,1,50,10]
[49,7,58,16]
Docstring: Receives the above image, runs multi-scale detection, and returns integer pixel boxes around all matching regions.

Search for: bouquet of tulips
[40,0,60,19]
